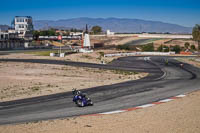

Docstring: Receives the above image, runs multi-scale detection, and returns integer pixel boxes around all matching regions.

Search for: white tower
[83,33,91,48]
[79,24,93,53]
[83,24,91,48]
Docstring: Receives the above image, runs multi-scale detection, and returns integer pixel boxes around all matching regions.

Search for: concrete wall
[91,34,193,39]
[136,34,192,39]
[104,52,175,57]
[0,40,25,50]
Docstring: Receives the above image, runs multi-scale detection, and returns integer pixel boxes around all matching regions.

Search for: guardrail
[104,52,175,57]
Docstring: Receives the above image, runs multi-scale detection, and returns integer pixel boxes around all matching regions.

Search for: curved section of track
[0,56,199,125]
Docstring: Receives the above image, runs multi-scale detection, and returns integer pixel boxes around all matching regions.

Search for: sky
[0,0,200,27]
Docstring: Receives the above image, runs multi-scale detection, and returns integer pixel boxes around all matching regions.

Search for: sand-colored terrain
[164,39,198,47]
[153,39,172,48]
[0,53,147,102]
[64,49,120,64]
[0,90,200,133]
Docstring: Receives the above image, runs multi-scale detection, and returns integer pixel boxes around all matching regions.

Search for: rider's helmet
[180,63,184,68]
[72,88,77,95]
[77,91,81,95]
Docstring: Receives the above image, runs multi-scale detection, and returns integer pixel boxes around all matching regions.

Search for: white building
[70,32,83,36]
[0,32,9,40]
[0,31,19,40]
[13,16,33,39]
[107,30,115,35]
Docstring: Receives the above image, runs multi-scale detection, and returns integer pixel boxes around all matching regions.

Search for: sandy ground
[0,53,147,102]
[153,39,172,48]
[64,49,121,64]
[164,39,198,49]
[1,90,200,133]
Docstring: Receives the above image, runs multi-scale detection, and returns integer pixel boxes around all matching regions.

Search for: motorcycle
[72,89,93,107]
[180,63,184,68]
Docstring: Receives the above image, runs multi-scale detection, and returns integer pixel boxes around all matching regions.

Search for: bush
[171,45,181,54]
[157,45,169,52]
[190,45,196,50]
[142,43,154,52]
[130,45,142,51]
[184,42,190,49]
[157,45,163,52]
[99,52,105,57]
[116,45,130,50]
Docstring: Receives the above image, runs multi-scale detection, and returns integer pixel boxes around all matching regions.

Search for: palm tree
[192,24,200,51]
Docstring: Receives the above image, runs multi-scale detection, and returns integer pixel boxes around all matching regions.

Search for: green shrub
[184,42,190,49]
[157,45,169,52]
[99,52,105,57]
[142,43,154,52]
[171,45,181,54]
[116,45,130,50]
[190,45,196,50]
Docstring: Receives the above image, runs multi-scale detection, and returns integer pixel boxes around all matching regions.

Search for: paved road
[0,49,52,55]
[0,56,199,125]
[124,38,158,46]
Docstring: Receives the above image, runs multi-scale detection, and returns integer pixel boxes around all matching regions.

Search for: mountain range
[33,17,192,33]
[0,25,10,31]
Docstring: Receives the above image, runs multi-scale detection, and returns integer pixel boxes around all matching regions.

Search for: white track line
[159,99,174,103]
[137,104,155,108]
[176,94,186,98]
[99,110,126,115]
[82,94,187,117]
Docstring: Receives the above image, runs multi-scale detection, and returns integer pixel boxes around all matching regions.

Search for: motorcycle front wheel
[76,100,84,107]
[88,100,93,106]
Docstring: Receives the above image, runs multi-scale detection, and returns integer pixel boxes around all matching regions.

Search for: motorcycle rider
[72,89,87,99]
[72,88,93,107]
[165,59,168,66]
[180,63,184,68]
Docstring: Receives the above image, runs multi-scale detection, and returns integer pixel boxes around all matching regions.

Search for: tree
[116,45,130,50]
[184,42,190,49]
[157,45,169,52]
[91,26,102,34]
[33,30,40,40]
[192,24,200,51]
[163,45,169,52]
[47,29,56,36]
[157,45,163,52]
[171,45,181,54]
[190,45,196,51]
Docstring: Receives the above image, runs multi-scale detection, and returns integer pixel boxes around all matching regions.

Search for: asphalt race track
[0,56,200,125]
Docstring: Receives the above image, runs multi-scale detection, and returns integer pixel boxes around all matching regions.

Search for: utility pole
[58,35,62,55]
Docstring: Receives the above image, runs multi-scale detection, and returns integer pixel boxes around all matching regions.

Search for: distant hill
[0,25,10,31]
[33,17,192,34]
